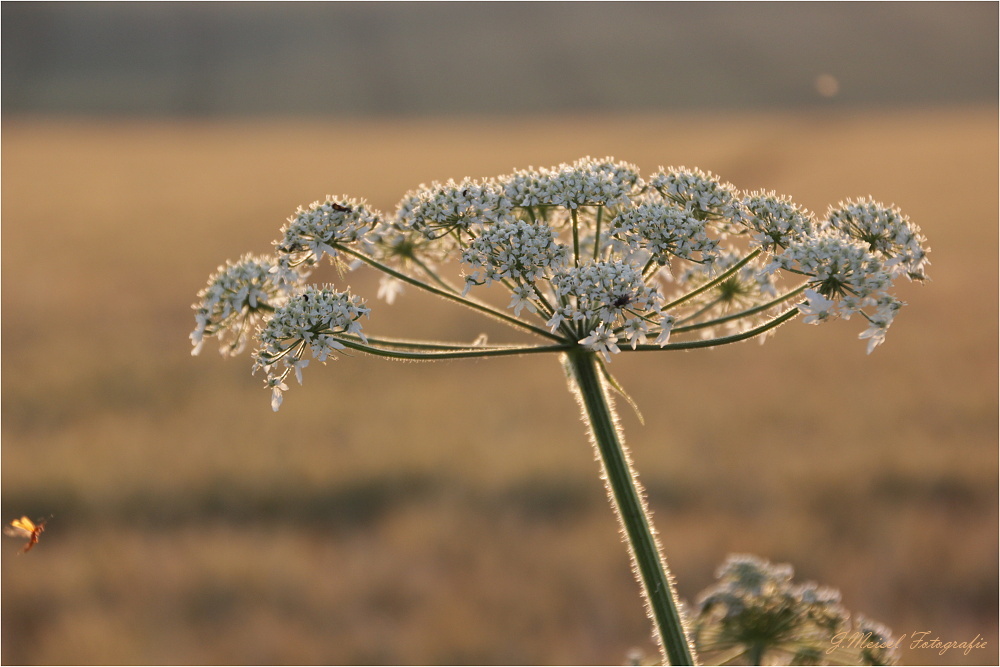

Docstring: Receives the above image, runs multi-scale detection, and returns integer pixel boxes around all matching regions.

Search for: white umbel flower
[772,233,890,309]
[190,254,288,357]
[394,177,508,236]
[825,198,930,281]
[740,191,815,251]
[607,201,720,265]
[500,156,642,209]
[275,196,382,267]
[461,218,570,291]
[550,261,663,327]
[193,155,931,409]
[254,285,370,410]
[648,166,741,222]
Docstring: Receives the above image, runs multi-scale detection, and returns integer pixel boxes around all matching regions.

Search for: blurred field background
[2,3,998,666]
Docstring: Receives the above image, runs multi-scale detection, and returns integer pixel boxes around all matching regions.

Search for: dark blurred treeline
[2,1,998,117]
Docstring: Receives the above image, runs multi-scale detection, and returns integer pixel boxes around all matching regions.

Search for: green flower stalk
[191,157,928,665]
[564,349,694,664]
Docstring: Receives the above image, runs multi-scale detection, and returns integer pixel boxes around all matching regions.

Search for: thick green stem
[563,350,697,666]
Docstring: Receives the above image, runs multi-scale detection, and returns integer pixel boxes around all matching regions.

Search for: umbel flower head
[252,285,370,411]
[191,156,929,408]
[693,554,899,666]
[190,253,289,357]
[275,195,382,269]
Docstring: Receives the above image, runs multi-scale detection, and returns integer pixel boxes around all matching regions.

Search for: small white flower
[268,378,288,412]
[622,317,650,349]
[579,325,621,362]
[286,357,310,384]
[798,289,837,325]
[377,276,405,304]
[310,336,346,363]
[546,307,569,332]
[508,283,538,316]
[858,323,888,354]
[857,295,902,354]
[190,314,207,356]
[655,314,676,346]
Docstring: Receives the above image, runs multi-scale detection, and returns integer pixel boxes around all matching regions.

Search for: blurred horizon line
[3,2,997,117]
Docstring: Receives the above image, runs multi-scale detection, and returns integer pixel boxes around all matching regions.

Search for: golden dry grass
[2,107,997,665]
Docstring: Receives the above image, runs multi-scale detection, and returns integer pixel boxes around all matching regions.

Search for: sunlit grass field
[2,107,997,665]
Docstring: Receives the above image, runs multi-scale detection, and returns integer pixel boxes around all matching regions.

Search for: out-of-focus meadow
[2,107,997,665]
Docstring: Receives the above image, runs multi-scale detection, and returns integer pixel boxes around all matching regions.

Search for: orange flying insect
[4,516,46,553]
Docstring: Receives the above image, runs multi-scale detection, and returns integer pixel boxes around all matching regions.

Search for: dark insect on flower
[330,203,352,212]
[4,516,46,553]
[612,294,632,308]
[277,239,307,253]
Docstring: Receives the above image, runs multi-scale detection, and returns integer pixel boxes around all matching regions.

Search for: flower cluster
[253,285,369,411]
[192,155,928,407]
[607,201,721,266]
[826,198,929,280]
[693,554,898,666]
[461,218,570,292]
[757,197,929,353]
[274,196,381,268]
[739,192,815,251]
[548,261,671,357]
[648,166,741,222]
[502,156,642,209]
[769,233,898,353]
[190,254,287,356]
[395,177,506,233]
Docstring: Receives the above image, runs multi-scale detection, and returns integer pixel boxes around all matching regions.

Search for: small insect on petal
[4,516,46,553]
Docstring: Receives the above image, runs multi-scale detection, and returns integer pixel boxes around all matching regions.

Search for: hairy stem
[634,305,800,352]
[563,350,697,666]
[672,284,807,334]
[337,245,564,342]
[338,337,572,361]
[571,208,581,266]
[662,249,762,312]
[593,205,604,262]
